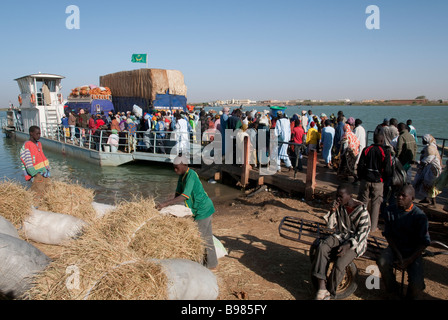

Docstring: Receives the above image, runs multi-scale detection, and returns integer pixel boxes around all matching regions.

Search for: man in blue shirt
[377,184,431,300]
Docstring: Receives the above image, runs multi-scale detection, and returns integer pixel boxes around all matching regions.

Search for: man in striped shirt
[20,126,50,181]
[312,184,371,300]
[20,126,51,202]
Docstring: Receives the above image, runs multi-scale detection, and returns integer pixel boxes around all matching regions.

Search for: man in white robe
[275,113,293,172]
[175,113,190,155]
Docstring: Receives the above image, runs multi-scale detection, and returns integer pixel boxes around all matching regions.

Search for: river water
[1,105,447,204]
[0,116,240,205]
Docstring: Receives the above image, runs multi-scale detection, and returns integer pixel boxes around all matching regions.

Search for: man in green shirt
[156,155,218,269]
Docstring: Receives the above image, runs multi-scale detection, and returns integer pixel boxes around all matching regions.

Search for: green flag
[131,54,147,63]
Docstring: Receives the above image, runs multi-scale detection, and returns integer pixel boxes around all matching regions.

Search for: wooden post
[257,175,264,186]
[241,136,250,187]
[305,149,317,200]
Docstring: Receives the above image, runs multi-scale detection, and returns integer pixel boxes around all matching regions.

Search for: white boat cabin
[15,73,65,136]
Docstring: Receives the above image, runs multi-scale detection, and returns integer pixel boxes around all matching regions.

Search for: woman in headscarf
[107,129,120,152]
[413,134,443,206]
[337,123,360,180]
[110,115,121,133]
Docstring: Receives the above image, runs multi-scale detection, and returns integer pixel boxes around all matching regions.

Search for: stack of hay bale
[0,179,218,300]
[99,69,187,102]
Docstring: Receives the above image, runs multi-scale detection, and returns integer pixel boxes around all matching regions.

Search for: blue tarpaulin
[112,96,152,114]
[152,92,187,112]
[109,92,187,114]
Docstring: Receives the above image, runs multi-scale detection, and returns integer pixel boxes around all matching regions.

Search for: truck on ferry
[99,68,188,114]
[64,85,115,116]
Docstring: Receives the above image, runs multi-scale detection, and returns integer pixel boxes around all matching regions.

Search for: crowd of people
[62,106,445,224]
[60,107,446,205]
[23,104,447,301]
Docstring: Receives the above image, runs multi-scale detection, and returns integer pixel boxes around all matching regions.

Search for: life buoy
[18,95,22,106]
[30,94,36,104]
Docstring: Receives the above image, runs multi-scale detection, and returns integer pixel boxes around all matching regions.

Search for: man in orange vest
[20,126,51,197]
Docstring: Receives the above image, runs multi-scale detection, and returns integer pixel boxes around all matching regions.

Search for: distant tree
[415,95,426,100]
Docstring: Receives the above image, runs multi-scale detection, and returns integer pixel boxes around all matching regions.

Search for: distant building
[212,98,255,106]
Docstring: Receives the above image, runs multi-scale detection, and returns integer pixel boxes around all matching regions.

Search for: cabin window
[17,79,31,94]
[36,79,57,92]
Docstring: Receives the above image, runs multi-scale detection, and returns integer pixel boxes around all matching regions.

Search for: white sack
[159,205,193,218]
[155,259,219,300]
[91,201,116,219]
[133,104,143,118]
[0,233,51,299]
[22,207,87,245]
[0,216,19,239]
[213,236,228,259]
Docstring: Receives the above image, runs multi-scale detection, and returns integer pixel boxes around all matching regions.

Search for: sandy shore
[208,175,448,300]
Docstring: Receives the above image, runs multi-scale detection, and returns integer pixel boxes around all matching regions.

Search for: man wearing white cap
[156,155,218,270]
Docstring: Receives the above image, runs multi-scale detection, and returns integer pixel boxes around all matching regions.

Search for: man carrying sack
[19,126,51,200]
[156,155,218,270]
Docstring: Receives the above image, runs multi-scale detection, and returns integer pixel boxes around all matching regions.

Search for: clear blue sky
[1,0,447,105]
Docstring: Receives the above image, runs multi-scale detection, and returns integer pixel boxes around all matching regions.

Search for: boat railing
[40,122,202,155]
[7,118,447,164]
[366,130,448,164]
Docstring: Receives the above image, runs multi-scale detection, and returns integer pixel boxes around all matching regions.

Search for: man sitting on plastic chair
[377,184,431,300]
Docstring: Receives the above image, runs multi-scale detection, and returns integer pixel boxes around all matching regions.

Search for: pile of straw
[0,179,96,228]
[0,180,34,228]
[28,197,205,300]
[100,68,187,101]
[129,214,204,263]
[86,260,167,300]
[27,226,137,300]
[38,180,96,223]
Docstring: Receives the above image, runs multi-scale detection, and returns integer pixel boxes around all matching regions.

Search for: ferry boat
[1,72,194,166]
[2,73,137,166]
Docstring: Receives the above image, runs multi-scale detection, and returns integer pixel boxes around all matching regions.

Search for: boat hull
[9,130,134,167]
